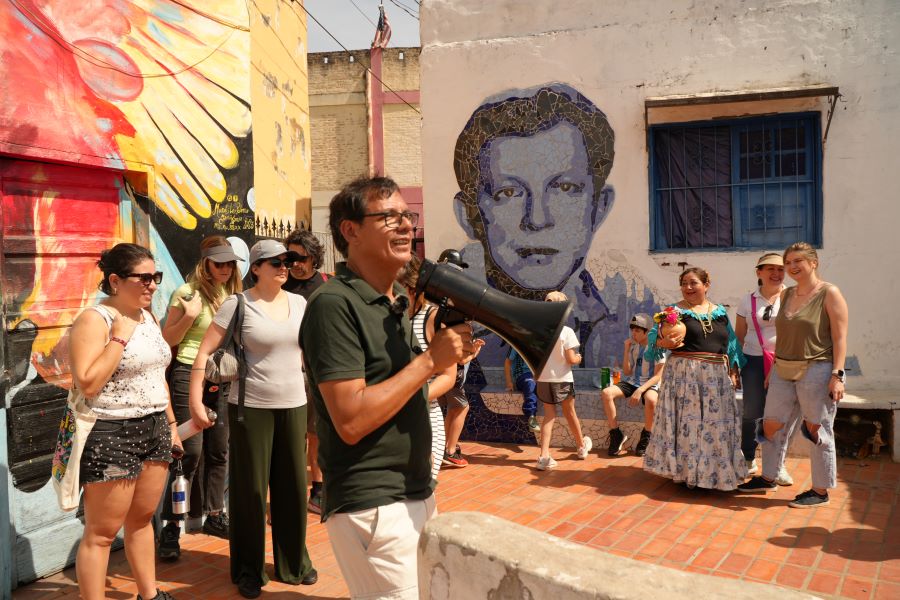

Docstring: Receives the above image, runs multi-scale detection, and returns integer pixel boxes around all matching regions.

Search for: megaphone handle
[435,302,468,329]
[434,301,448,330]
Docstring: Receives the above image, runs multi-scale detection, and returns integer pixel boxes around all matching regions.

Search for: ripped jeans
[759,361,837,489]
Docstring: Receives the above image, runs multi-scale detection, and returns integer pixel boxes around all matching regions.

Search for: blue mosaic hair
[454,83,615,248]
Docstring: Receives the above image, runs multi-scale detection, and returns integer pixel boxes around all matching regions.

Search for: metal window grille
[650,112,822,250]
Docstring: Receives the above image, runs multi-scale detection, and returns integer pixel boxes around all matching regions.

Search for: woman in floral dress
[643,267,746,490]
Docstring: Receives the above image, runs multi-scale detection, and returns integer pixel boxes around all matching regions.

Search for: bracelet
[168,420,177,426]
[109,336,128,347]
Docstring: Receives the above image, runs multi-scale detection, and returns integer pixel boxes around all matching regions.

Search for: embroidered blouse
[645,304,745,368]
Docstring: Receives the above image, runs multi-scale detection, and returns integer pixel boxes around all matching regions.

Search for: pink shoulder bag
[751,294,775,378]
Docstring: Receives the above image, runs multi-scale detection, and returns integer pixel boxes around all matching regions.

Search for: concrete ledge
[419,512,820,599]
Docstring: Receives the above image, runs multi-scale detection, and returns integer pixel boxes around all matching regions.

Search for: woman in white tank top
[69,243,179,600]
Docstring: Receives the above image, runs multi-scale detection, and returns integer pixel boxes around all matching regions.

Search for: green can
[600,367,611,389]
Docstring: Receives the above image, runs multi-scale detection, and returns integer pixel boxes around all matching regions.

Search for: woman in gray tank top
[747,242,849,508]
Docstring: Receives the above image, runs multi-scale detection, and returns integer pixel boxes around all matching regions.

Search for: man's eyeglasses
[363,210,419,229]
[762,305,774,321]
[293,255,312,263]
[264,258,295,269]
[123,271,163,286]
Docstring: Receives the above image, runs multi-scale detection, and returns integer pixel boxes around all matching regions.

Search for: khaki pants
[326,495,436,599]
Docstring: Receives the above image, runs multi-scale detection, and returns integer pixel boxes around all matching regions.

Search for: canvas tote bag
[51,387,97,511]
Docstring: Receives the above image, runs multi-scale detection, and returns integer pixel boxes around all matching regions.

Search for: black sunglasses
[292,255,312,263]
[123,271,163,286]
[264,257,295,269]
[762,305,774,321]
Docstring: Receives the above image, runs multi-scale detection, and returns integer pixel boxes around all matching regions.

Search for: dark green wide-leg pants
[228,403,314,586]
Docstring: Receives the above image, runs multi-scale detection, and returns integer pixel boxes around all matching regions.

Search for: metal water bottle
[171,458,189,515]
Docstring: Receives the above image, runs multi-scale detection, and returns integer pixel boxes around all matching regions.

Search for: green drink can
[600,367,611,389]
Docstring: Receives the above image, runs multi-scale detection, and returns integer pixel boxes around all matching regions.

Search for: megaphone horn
[416,257,572,377]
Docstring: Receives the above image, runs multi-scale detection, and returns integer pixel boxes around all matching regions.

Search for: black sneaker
[736,476,778,493]
[607,427,628,456]
[137,589,176,600]
[788,489,829,509]
[157,521,181,561]
[237,575,262,599]
[634,429,652,457]
[308,488,323,515]
[442,448,468,467]
[202,513,229,539]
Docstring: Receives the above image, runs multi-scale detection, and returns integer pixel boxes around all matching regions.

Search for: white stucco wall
[420,0,900,391]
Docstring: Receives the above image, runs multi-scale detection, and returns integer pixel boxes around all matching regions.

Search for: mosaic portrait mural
[452,84,658,442]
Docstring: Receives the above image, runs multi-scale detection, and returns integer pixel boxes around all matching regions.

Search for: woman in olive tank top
[746,242,849,508]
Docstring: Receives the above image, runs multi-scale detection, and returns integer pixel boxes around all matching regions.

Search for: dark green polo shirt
[300,262,434,520]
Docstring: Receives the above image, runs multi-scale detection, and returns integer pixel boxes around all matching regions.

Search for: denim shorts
[80,411,172,484]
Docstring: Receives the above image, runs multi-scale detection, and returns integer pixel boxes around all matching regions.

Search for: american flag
[372,4,392,49]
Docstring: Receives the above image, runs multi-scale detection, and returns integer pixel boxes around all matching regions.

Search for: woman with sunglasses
[70,243,179,600]
[190,239,316,599]
[157,236,243,559]
[282,229,329,515]
[734,253,794,490]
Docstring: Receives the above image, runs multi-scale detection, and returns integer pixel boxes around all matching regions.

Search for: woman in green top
[157,236,243,559]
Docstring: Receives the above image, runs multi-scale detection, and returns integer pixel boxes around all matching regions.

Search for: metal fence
[254,218,338,274]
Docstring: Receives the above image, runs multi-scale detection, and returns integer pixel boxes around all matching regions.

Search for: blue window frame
[649,113,823,251]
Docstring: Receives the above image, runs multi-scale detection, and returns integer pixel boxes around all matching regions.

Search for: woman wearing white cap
[190,239,317,598]
[158,236,243,559]
[739,242,849,508]
[734,253,794,491]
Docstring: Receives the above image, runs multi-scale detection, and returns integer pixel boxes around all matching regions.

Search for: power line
[347,0,377,27]
[293,1,421,115]
[7,0,243,78]
[393,0,420,15]
[387,0,418,20]
[167,0,250,31]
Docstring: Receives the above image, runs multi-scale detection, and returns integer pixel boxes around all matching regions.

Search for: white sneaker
[536,456,558,471]
[577,436,593,459]
[746,459,759,476]
[775,466,794,486]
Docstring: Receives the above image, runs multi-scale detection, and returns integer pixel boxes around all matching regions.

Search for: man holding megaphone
[300,176,474,600]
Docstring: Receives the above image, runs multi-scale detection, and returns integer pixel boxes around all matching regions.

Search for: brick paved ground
[14,441,900,599]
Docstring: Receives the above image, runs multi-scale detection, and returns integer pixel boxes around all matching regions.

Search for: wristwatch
[831,369,846,383]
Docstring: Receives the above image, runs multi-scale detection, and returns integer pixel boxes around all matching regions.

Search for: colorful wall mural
[0,0,300,587]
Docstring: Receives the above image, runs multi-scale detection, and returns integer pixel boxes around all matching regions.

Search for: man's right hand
[429,323,472,373]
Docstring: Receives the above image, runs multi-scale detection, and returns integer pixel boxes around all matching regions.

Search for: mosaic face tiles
[454,84,615,299]
[449,84,659,444]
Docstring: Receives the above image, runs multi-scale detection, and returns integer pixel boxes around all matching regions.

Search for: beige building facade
[308,48,424,249]
[420,0,900,396]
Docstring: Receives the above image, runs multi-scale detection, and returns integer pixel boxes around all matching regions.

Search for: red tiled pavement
[14,442,900,599]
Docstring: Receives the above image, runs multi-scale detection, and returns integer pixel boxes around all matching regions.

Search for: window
[649,113,822,250]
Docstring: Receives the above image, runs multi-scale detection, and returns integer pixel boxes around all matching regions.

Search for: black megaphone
[415,257,572,377]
